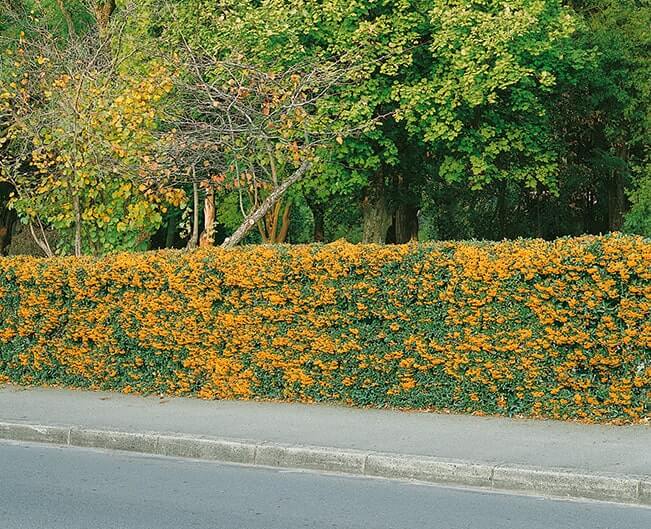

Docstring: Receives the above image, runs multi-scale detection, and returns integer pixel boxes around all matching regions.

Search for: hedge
[0,235,649,423]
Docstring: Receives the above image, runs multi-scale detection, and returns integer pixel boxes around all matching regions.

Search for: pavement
[3,441,650,529]
[1,385,650,506]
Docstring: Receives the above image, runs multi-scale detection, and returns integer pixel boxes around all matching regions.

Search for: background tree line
[0,0,649,256]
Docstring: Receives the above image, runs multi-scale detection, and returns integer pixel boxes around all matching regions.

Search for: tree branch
[222,160,311,248]
[55,0,76,38]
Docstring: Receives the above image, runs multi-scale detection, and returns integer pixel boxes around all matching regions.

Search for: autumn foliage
[0,235,649,423]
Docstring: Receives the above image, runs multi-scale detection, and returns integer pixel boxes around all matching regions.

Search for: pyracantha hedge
[0,235,649,423]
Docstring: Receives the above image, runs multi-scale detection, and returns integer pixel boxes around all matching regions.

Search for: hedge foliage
[0,235,649,423]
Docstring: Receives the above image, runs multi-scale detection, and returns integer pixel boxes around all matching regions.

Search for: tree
[154,0,590,244]
[0,0,88,253]
[566,0,651,233]
[156,2,373,248]
[2,0,646,252]
[146,0,418,243]
[0,3,184,256]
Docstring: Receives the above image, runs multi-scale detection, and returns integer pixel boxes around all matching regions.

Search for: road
[1,441,649,529]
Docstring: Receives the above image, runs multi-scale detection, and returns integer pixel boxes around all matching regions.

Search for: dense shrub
[0,235,649,422]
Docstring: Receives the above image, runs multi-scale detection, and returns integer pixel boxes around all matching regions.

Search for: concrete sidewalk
[1,385,650,505]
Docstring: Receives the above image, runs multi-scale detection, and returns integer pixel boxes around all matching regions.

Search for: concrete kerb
[0,421,648,506]
[0,422,69,445]
[365,453,493,488]
[491,465,641,504]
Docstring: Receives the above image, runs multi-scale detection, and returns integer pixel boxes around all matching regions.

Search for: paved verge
[1,385,649,505]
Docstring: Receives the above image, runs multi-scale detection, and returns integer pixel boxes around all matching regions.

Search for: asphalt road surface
[1,441,649,529]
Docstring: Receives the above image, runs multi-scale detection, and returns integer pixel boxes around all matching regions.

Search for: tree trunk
[29,220,54,258]
[164,212,179,248]
[0,214,16,255]
[393,203,419,244]
[608,145,629,232]
[0,183,16,255]
[187,180,200,249]
[55,0,76,38]
[608,171,626,232]
[257,198,292,243]
[305,195,325,242]
[95,0,116,40]
[200,184,215,247]
[276,200,291,243]
[222,160,311,249]
[362,173,391,244]
[582,189,596,234]
[73,195,82,256]
[497,180,507,239]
